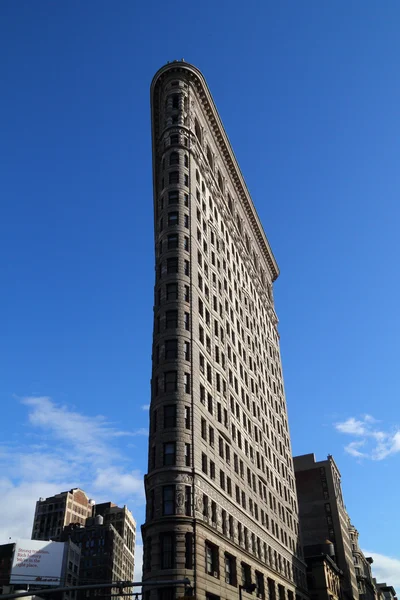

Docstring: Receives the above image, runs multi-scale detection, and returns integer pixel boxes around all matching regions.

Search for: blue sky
[1,0,400,586]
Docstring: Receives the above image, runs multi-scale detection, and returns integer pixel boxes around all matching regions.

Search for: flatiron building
[142,60,308,600]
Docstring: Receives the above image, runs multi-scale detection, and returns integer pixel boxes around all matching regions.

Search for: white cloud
[141,404,150,411]
[335,417,368,436]
[92,467,145,501]
[131,428,148,437]
[0,396,145,545]
[344,441,367,458]
[0,479,71,543]
[364,414,379,424]
[363,550,400,591]
[335,415,400,461]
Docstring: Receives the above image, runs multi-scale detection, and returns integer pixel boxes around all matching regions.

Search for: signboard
[10,539,65,586]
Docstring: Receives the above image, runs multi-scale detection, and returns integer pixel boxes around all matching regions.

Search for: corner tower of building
[142,60,307,600]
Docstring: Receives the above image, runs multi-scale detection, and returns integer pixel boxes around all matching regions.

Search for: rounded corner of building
[150,60,204,93]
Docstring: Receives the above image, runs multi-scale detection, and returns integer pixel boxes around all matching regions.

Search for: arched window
[237,215,242,235]
[169,152,179,166]
[245,234,250,252]
[206,145,214,170]
[195,118,202,143]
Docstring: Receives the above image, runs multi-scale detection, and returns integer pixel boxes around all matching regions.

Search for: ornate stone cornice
[151,61,280,282]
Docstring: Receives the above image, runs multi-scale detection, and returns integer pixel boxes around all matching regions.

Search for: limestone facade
[143,60,308,600]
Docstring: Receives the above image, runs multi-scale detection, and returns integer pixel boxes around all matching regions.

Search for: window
[217,170,223,191]
[203,494,209,517]
[211,500,217,523]
[184,174,189,187]
[185,486,192,516]
[185,443,191,466]
[256,571,265,598]
[184,154,189,167]
[165,310,178,328]
[185,373,191,393]
[209,425,214,446]
[201,418,207,439]
[170,134,179,145]
[168,211,179,226]
[160,533,174,568]
[169,152,179,166]
[145,537,152,572]
[164,371,177,392]
[205,542,219,576]
[184,260,190,276]
[167,234,179,249]
[202,453,208,474]
[185,532,193,568]
[164,405,176,428]
[184,214,189,228]
[166,283,178,301]
[165,339,178,359]
[241,563,251,587]
[210,461,216,479]
[162,486,175,516]
[195,118,201,142]
[184,312,190,330]
[167,257,178,274]
[206,146,213,170]
[171,94,179,109]
[224,554,236,585]
[169,171,179,184]
[163,442,176,466]
[158,589,174,600]
[185,406,191,428]
[168,190,179,204]
[184,341,190,361]
[151,409,157,433]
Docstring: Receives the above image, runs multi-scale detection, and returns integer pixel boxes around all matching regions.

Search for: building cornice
[151,61,280,282]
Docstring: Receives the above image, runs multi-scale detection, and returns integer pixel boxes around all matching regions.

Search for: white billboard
[10,539,65,586]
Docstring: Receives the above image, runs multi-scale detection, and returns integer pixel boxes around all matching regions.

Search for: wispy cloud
[141,404,150,411]
[344,440,367,458]
[334,415,400,461]
[0,396,145,545]
[363,550,400,590]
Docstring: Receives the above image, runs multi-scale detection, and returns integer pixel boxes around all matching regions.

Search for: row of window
[162,151,188,169]
[151,403,191,430]
[193,188,280,351]
[159,232,188,252]
[200,417,297,537]
[154,339,190,363]
[200,451,296,550]
[160,170,189,189]
[145,502,301,587]
[159,210,189,231]
[158,256,190,277]
[155,309,190,331]
[155,282,190,306]
[153,370,191,394]
[192,153,273,309]
[199,376,296,513]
